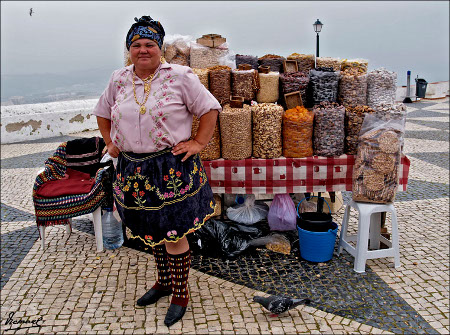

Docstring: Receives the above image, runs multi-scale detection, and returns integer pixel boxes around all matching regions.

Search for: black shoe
[164,303,187,327]
[136,288,172,306]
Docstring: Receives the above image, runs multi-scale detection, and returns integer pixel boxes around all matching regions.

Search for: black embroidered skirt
[112,149,215,247]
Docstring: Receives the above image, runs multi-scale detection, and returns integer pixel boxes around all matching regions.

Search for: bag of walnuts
[219,104,252,160]
[252,103,284,158]
[352,113,405,203]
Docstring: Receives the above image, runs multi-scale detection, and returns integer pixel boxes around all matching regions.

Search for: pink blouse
[93,63,221,153]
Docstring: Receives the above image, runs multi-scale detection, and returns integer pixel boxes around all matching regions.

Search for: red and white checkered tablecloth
[203,154,410,194]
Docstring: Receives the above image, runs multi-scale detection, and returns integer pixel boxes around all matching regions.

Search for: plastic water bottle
[102,208,124,250]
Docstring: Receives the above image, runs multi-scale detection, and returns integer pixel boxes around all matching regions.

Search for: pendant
[139,106,146,115]
[144,83,150,93]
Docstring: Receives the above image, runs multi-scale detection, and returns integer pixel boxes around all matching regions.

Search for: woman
[94,16,221,327]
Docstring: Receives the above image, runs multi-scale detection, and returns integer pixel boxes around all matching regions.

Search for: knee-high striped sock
[168,249,191,307]
[152,244,172,291]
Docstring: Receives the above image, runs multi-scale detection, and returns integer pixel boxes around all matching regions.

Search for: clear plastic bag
[226,194,269,225]
[267,194,297,231]
[190,42,229,69]
[163,34,193,66]
[249,233,291,255]
[352,113,405,203]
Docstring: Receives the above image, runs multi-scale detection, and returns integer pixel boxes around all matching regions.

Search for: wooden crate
[230,96,244,108]
[283,60,299,73]
[284,91,303,109]
[238,64,253,70]
[258,65,270,74]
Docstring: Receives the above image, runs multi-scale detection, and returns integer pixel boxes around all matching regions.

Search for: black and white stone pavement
[1,98,448,334]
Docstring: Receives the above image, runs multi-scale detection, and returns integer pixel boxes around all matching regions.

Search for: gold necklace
[132,71,154,115]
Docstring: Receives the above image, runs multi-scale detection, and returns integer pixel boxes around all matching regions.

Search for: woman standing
[94,16,221,327]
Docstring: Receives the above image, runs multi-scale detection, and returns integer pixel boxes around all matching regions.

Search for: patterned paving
[1,97,448,334]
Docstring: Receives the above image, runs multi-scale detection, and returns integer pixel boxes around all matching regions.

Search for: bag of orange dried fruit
[283,106,314,158]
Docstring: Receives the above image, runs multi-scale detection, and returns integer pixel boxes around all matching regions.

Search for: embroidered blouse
[93,63,222,153]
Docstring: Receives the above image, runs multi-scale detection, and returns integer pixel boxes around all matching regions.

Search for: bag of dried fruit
[352,113,405,203]
[283,106,314,158]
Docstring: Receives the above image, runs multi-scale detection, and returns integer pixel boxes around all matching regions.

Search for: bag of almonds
[252,103,284,158]
[352,113,405,203]
[344,105,376,155]
[219,104,252,160]
[191,116,221,160]
[209,66,232,105]
[231,69,258,101]
[283,106,314,158]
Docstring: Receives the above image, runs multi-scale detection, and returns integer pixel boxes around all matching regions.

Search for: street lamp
[313,19,323,59]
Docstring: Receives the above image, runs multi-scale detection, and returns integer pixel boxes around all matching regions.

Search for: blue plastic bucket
[297,221,338,262]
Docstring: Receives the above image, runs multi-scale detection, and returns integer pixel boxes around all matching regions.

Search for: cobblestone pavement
[1,98,448,334]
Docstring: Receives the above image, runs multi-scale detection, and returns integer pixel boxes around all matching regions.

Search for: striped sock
[168,249,191,307]
[152,244,172,291]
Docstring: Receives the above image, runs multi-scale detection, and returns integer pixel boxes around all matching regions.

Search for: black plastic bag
[188,219,263,259]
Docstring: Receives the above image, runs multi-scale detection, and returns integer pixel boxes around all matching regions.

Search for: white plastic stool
[39,206,103,252]
[337,200,400,273]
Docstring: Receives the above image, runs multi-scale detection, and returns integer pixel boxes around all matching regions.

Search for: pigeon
[253,295,310,316]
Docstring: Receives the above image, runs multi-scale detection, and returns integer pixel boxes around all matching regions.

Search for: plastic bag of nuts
[283,106,314,158]
[313,102,345,157]
[191,116,221,160]
[209,65,231,105]
[163,35,192,66]
[367,68,397,109]
[190,42,229,68]
[258,54,286,73]
[252,103,284,158]
[352,114,405,203]
[256,72,279,103]
[287,53,315,74]
[344,105,376,155]
[192,68,210,89]
[309,69,340,105]
[316,57,342,71]
[280,72,310,108]
[249,234,291,255]
[341,59,369,75]
[374,103,407,123]
[338,73,368,107]
[212,194,222,217]
[231,69,257,101]
[236,54,259,70]
[219,104,252,160]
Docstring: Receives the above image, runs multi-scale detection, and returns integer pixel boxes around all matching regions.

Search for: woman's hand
[172,139,204,162]
[107,142,121,158]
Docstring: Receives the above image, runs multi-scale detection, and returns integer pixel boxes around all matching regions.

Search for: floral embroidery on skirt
[113,149,215,246]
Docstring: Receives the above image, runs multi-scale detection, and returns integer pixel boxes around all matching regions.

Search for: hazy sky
[1,1,449,85]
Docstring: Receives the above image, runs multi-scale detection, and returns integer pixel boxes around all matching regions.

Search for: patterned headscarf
[126,16,165,50]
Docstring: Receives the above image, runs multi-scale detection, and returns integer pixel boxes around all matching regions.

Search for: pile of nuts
[258,54,286,73]
[341,59,369,75]
[252,103,284,158]
[374,103,407,122]
[256,72,280,103]
[164,39,190,66]
[192,68,209,89]
[209,66,231,105]
[309,69,340,105]
[191,116,221,160]
[235,54,259,70]
[232,69,257,101]
[287,53,315,74]
[344,105,376,154]
[316,57,342,71]
[338,74,368,107]
[190,42,228,68]
[313,102,345,156]
[353,126,403,203]
[367,68,397,109]
[219,105,253,160]
[283,106,314,158]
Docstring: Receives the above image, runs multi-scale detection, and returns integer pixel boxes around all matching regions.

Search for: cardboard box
[283,60,299,73]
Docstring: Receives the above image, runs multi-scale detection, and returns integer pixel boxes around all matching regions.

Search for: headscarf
[126,16,165,50]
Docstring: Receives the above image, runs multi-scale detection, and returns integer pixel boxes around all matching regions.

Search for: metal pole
[316,33,319,57]
[403,70,412,103]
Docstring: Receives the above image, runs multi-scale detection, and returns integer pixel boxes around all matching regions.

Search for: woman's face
[129,38,161,71]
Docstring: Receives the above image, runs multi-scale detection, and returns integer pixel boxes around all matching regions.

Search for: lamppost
[313,19,323,66]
